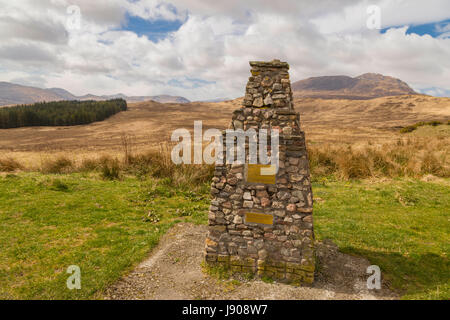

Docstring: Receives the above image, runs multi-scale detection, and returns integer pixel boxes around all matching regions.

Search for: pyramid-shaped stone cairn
[204,59,315,284]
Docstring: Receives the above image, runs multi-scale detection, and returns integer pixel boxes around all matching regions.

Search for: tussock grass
[124,143,215,186]
[308,137,449,180]
[0,157,23,172]
[99,157,121,180]
[57,141,213,187]
[1,131,448,183]
[40,156,74,174]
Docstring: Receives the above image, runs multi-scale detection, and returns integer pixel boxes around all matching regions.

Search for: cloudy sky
[1,0,449,100]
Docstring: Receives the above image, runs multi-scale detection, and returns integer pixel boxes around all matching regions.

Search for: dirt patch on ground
[104,223,397,300]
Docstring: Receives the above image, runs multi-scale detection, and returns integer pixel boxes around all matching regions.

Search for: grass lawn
[0,173,208,299]
[0,173,448,299]
[313,178,449,300]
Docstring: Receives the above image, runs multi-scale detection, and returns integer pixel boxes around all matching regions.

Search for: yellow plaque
[246,164,276,184]
[245,212,274,225]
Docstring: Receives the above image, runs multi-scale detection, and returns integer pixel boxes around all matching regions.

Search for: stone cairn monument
[204,59,315,284]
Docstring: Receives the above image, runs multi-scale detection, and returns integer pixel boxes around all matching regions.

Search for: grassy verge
[0,172,208,299]
[313,178,449,300]
[0,173,448,299]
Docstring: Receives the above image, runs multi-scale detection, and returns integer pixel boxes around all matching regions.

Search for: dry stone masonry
[204,59,315,284]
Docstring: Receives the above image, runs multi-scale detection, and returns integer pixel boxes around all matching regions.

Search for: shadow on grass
[339,247,449,299]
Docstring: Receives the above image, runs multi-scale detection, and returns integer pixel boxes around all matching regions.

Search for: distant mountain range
[198,98,232,103]
[292,73,417,99]
[0,73,419,106]
[0,82,190,106]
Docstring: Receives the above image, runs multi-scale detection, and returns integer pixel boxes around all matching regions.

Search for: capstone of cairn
[204,59,315,284]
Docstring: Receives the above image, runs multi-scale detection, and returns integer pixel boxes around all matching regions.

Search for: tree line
[0,99,127,129]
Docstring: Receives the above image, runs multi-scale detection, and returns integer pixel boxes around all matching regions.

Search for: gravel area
[104,223,397,300]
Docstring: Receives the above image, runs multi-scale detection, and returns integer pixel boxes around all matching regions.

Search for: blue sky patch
[120,13,184,41]
[381,18,450,38]
[417,87,450,97]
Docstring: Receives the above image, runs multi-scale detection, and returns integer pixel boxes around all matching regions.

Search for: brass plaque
[245,212,274,225]
[246,164,276,184]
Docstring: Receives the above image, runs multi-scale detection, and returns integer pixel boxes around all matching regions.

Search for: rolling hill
[0,82,190,106]
[292,73,417,99]
[0,94,448,154]
[0,82,66,106]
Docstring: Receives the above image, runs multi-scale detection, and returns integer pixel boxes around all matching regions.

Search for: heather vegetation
[0,99,127,128]
[399,120,449,133]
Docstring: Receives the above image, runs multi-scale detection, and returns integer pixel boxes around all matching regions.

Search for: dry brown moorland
[0,94,449,178]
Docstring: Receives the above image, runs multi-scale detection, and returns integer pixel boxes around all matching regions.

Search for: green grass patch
[0,173,448,300]
[313,179,449,300]
[261,276,275,284]
[400,120,449,133]
[202,262,232,281]
[0,172,209,299]
[409,124,450,138]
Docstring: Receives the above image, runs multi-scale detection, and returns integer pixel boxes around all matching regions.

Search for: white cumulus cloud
[0,0,449,99]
